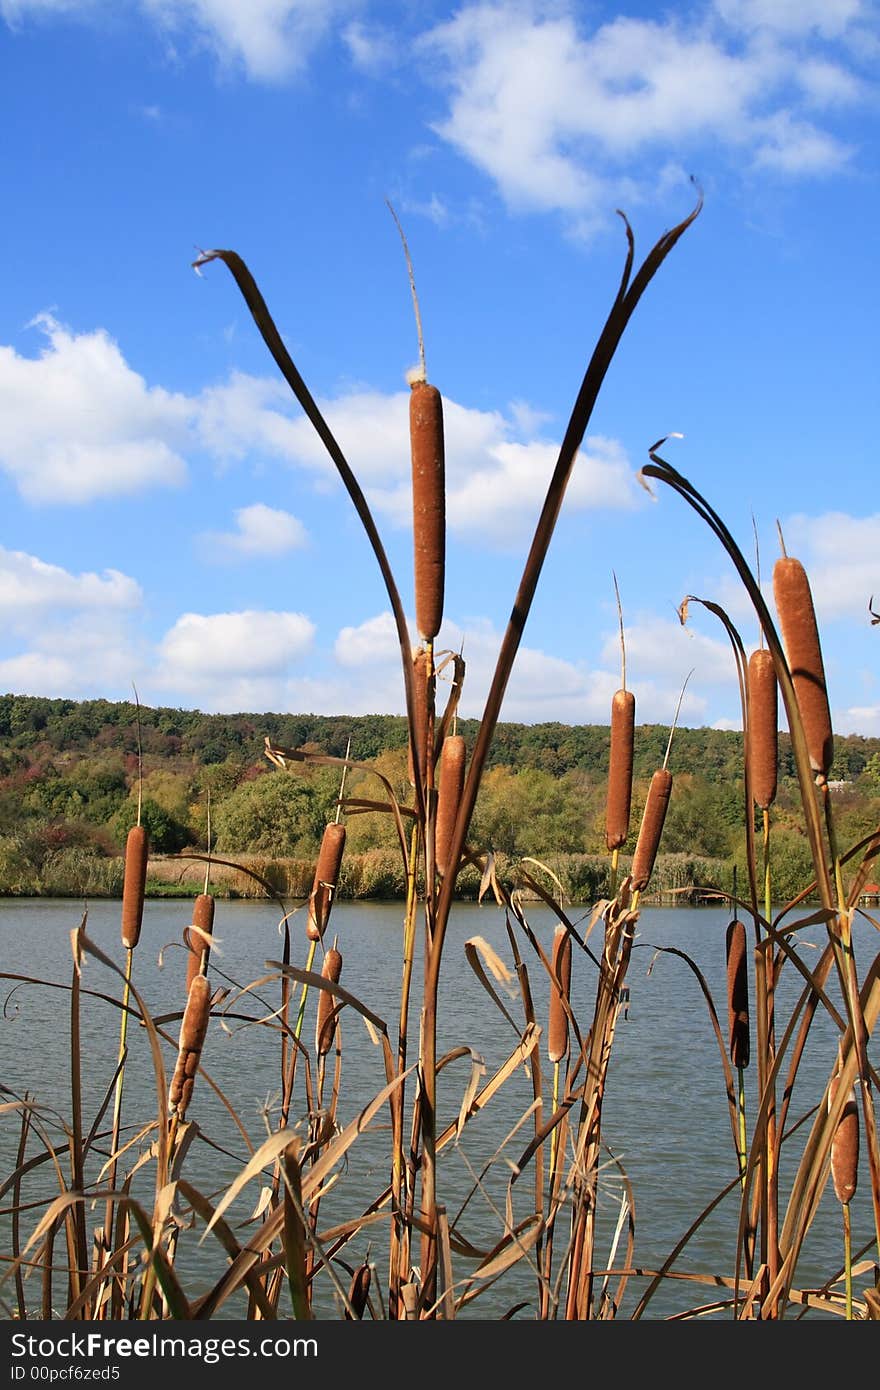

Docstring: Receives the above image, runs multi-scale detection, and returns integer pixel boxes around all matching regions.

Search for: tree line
[2,692,880,902]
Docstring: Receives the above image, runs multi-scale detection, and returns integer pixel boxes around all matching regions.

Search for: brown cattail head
[316,946,343,1056]
[435,734,466,875]
[169,972,211,1117]
[747,648,778,811]
[726,919,750,1069]
[605,688,635,851]
[829,1073,859,1205]
[407,646,432,788]
[772,555,833,784]
[307,823,346,942]
[120,823,149,949]
[346,1261,372,1320]
[630,768,673,893]
[410,379,445,642]
[547,924,573,1063]
[186,892,215,991]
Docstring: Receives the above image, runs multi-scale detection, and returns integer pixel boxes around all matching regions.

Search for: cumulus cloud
[0,314,189,503]
[0,545,142,624]
[154,608,316,709]
[329,609,715,725]
[0,545,145,697]
[202,502,308,558]
[198,374,641,542]
[419,1,868,230]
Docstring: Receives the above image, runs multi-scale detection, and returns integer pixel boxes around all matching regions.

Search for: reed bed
[2,194,878,1322]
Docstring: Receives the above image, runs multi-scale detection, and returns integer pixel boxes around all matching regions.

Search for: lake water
[1,895,877,1321]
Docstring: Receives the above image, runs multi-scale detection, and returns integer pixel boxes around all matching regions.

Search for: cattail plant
[315,944,343,1058]
[747,647,778,812]
[548,923,573,1065]
[388,198,446,645]
[629,676,689,897]
[120,824,148,950]
[606,690,635,853]
[726,920,750,1070]
[409,374,445,644]
[169,972,212,1120]
[629,769,672,895]
[186,891,215,991]
[726,918,750,1183]
[435,733,466,877]
[829,1070,860,1319]
[407,646,432,789]
[605,575,635,870]
[772,549,833,785]
[307,823,346,943]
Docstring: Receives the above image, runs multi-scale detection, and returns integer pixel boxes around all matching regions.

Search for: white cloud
[0,314,189,503]
[198,373,641,542]
[343,17,397,74]
[203,502,308,557]
[0,547,145,697]
[600,614,735,692]
[154,608,316,708]
[0,545,141,624]
[144,0,355,81]
[714,0,867,39]
[329,609,714,725]
[2,1,355,79]
[420,1,869,228]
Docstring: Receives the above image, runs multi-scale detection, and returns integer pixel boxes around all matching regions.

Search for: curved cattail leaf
[120,824,149,949]
[630,768,672,893]
[547,924,572,1064]
[169,973,211,1118]
[829,1073,859,1205]
[315,946,343,1056]
[725,919,750,1069]
[605,688,635,851]
[435,734,466,876]
[407,647,432,788]
[345,1260,372,1319]
[307,823,346,943]
[772,555,833,784]
[410,379,445,641]
[186,892,215,990]
[747,648,778,811]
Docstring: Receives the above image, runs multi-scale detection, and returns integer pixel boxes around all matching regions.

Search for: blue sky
[1,0,879,744]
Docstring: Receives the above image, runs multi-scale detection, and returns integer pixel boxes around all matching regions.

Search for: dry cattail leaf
[630,768,673,893]
[829,1073,859,1205]
[605,688,635,851]
[307,823,346,942]
[435,734,466,875]
[547,923,572,1064]
[407,647,432,787]
[772,555,833,784]
[186,892,215,991]
[725,919,750,1069]
[120,824,149,949]
[747,648,778,811]
[315,946,343,1056]
[169,973,211,1117]
[410,379,445,641]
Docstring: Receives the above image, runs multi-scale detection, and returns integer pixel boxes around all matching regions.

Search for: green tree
[212,771,325,856]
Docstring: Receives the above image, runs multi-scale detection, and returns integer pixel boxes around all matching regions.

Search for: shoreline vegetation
[3,692,880,906]
[0,847,732,905]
